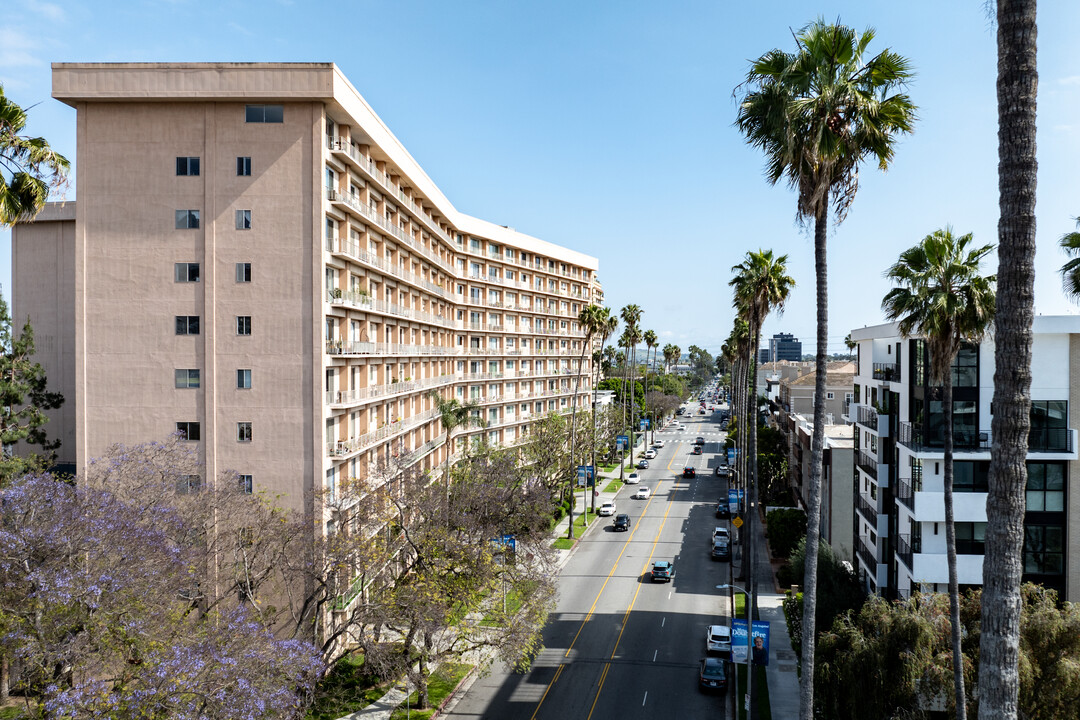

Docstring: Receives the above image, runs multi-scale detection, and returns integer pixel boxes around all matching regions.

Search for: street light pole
[719,583,753,719]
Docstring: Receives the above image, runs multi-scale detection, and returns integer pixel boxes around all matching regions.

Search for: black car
[711,539,731,561]
[695,436,705,445]
[691,446,702,455]
[683,466,696,478]
[698,657,728,693]
[613,514,631,531]
[715,502,731,519]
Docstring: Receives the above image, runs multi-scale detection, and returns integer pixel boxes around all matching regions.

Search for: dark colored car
[613,514,631,531]
[637,459,650,469]
[683,466,696,478]
[715,502,731,519]
[711,539,731,561]
[695,437,705,445]
[692,446,702,455]
[698,657,728,693]
[650,561,675,582]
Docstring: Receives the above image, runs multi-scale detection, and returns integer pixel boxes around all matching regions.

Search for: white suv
[644,449,657,459]
[706,624,732,656]
[712,527,730,544]
[599,502,617,517]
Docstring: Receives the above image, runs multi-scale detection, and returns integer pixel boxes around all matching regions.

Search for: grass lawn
[389,662,473,720]
[573,508,597,529]
[551,537,575,550]
[0,706,29,719]
[480,587,524,626]
[603,479,622,493]
[307,652,389,720]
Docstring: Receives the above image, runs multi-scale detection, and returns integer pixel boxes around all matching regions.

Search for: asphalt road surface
[444,404,735,720]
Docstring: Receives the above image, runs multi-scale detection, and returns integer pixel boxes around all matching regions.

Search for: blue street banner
[639,418,651,431]
[728,488,744,510]
[616,434,629,451]
[491,534,516,553]
[731,619,771,665]
[727,447,736,465]
[577,465,597,486]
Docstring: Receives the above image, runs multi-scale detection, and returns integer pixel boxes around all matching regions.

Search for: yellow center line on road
[530,447,683,720]
[584,663,611,720]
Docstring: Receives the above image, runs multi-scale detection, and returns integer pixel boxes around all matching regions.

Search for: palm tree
[620,304,643,457]
[428,391,484,501]
[662,343,676,375]
[736,22,916,717]
[0,85,70,226]
[643,329,658,442]
[1058,218,1080,301]
[568,304,604,538]
[882,228,995,720]
[591,311,618,507]
[980,3,1038,718]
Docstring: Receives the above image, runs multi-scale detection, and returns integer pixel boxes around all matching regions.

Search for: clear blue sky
[3,0,1079,356]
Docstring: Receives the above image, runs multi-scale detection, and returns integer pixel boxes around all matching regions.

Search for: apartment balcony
[402,433,446,467]
[897,422,1075,455]
[326,340,457,357]
[855,449,881,480]
[897,533,920,571]
[856,534,879,573]
[328,290,456,330]
[856,492,880,526]
[855,404,890,437]
[896,476,916,511]
[326,374,459,408]
[872,362,901,382]
[326,407,440,459]
[326,235,447,298]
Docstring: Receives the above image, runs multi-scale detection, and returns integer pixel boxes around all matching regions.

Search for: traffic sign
[732,516,744,529]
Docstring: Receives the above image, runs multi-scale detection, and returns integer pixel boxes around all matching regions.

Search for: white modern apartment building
[13,63,600,523]
[848,319,1080,600]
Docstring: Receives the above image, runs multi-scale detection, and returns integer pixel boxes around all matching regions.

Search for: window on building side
[175,369,201,389]
[176,474,202,494]
[237,422,252,443]
[175,316,200,335]
[176,157,200,176]
[236,210,251,230]
[1023,524,1064,574]
[237,156,251,176]
[245,104,283,123]
[237,369,252,389]
[174,263,200,282]
[236,262,251,282]
[239,475,253,494]
[175,210,200,229]
[236,316,252,336]
[176,422,201,441]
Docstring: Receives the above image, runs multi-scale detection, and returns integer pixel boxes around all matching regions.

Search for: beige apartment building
[13,63,600,521]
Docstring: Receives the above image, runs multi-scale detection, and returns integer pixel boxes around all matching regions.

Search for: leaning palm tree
[980,3,1038,718]
[736,22,916,717]
[0,84,70,226]
[643,329,658,442]
[1058,218,1080,301]
[882,228,995,720]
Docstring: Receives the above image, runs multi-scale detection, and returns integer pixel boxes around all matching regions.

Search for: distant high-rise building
[763,333,802,362]
[759,348,771,364]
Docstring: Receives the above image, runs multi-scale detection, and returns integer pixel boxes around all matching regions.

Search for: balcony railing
[856,450,879,479]
[857,535,878,571]
[897,533,920,570]
[857,405,879,429]
[856,493,879,525]
[873,362,901,382]
[898,422,1073,453]
[896,477,916,511]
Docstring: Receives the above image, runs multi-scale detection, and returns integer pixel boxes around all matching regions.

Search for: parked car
[633,486,651,500]
[692,446,702,455]
[650,561,675,582]
[715,502,731,520]
[598,502,616,517]
[644,449,657,459]
[706,624,732,656]
[625,472,640,484]
[652,439,665,448]
[683,466,696,478]
[613,514,631,531]
[637,459,650,469]
[711,539,731,561]
[715,465,729,477]
[712,527,730,543]
[698,657,728,693]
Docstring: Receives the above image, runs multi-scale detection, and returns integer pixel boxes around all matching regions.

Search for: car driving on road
[598,501,616,517]
[650,561,675,582]
[613,514,631,531]
[633,486,651,499]
[698,657,728,693]
[683,466,696,478]
[625,472,640,484]
[637,459,650,469]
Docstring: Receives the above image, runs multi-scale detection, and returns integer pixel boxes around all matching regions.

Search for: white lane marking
[668,591,672,600]
[642,691,648,706]
[653,649,658,662]
[661,617,665,628]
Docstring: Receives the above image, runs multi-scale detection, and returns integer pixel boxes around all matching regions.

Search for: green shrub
[765,507,807,559]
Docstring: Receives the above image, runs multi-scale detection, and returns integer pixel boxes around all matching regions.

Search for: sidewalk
[338,440,645,719]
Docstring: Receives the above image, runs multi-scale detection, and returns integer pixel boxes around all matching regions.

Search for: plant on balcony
[332,288,342,299]
[882,226,995,720]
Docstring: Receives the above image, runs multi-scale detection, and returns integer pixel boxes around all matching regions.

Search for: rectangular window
[955,522,987,555]
[237,422,252,443]
[176,157,200,176]
[237,156,251,176]
[176,474,202,494]
[235,209,252,230]
[1024,524,1064,575]
[236,316,252,336]
[175,210,200,229]
[239,475,253,494]
[245,104,283,123]
[1026,462,1065,511]
[176,421,201,441]
[175,316,200,335]
[236,262,251,283]
[174,369,201,389]
[237,369,252,389]
[174,262,200,282]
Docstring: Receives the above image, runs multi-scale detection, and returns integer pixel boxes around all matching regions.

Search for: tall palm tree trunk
[800,197,830,720]
[943,376,966,719]
[568,340,590,539]
[980,3,1037,718]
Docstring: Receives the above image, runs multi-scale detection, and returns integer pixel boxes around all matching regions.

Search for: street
[445,404,735,719]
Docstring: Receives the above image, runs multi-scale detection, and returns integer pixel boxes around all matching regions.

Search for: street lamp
[717,583,753,717]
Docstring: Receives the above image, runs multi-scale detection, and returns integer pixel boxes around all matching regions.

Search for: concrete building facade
[849,319,1079,600]
[14,63,600,521]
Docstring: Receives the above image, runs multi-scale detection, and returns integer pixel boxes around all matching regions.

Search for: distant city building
[762,333,802,363]
[759,348,771,364]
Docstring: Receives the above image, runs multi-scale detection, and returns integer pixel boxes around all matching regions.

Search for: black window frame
[176,156,200,176]
[175,316,200,335]
[245,104,283,123]
[176,421,201,441]
[237,422,253,443]
[236,316,252,336]
[175,210,200,229]
[236,156,252,176]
